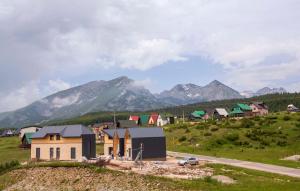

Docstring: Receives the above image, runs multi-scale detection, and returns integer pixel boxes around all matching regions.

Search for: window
[56,135,60,140]
[36,148,40,160]
[71,147,76,159]
[56,148,60,160]
[50,148,54,159]
[50,135,54,140]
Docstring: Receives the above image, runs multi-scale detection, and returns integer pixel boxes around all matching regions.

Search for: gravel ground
[3,167,185,191]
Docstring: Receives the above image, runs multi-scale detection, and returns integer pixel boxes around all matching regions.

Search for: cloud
[51,93,81,108]
[0,81,41,112]
[48,79,71,93]
[120,39,186,70]
[0,79,72,112]
[0,0,300,111]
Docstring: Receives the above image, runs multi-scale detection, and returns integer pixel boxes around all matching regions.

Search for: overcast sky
[0,0,300,112]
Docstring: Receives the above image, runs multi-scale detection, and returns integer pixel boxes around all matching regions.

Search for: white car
[178,157,199,166]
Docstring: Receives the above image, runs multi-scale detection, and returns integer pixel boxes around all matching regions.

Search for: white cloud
[0,81,41,112]
[48,79,71,93]
[0,79,72,112]
[51,93,81,108]
[120,39,186,70]
[0,0,300,111]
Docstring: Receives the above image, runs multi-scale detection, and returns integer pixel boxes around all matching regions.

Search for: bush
[0,160,20,174]
[178,136,187,142]
[225,133,239,142]
[283,115,291,121]
[204,132,212,136]
[240,118,255,128]
[210,127,219,132]
[185,128,191,133]
[277,140,287,147]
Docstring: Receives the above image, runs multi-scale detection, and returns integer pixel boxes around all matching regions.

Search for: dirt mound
[282,155,300,162]
[3,167,181,191]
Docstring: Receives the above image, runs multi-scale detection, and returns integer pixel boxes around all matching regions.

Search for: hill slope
[0,77,168,127]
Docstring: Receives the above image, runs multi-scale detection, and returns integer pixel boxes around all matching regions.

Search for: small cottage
[287,104,300,113]
[0,129,14,137]
[91,122,114,142]
[31,125,95,161]
[117,120,137,128]
[250,102,268,116]
[103,127,166,161]
[190,110,206,120]
[230,103,252,117]
[19,126,41,139]
[139,115,150,126]
[129,115,140,124]
[21,132,34,148]
[213,108,229,120]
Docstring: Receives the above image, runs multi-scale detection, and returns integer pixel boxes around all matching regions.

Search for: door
[119,139,124,156]
[36,148,40,160]
[56,148,60,160]
[50,148,54,160]
[71,147,76,159]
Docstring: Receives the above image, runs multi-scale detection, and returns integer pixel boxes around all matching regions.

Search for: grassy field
[166,112,300,168]
[0,137,30,163]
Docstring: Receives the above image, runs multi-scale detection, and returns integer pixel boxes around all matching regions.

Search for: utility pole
[140,143,143,170]
[113,111,116,129]
[182,110,185,123]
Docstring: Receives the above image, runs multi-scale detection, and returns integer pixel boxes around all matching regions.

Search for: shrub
[204,132,212,136]
[185,128,191,133]
[225,133,239,142]
[240,118,254,128]
[210,127,219,132]
[178,136,187,142]
[214,138,226,145]
[0,160,20,174]
[277,140,287,147]
[283,115,291,121]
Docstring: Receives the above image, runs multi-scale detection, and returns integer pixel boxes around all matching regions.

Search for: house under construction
[103,127,166,161]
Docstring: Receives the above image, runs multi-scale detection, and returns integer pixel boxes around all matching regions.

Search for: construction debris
[212,175,236,184]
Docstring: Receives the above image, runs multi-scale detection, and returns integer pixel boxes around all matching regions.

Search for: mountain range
[0,76,286,128]
[240,87,287,98]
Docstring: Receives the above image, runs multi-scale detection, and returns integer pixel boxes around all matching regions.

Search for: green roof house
[190,110,206,119]
[230,103,252,117]
[21,132,34,148]
[139,115,150,126]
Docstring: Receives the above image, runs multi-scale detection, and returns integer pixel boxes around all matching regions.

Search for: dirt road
[168,151,300,178]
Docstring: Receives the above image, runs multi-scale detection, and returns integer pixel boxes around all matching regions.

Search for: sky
[0,0,300,112]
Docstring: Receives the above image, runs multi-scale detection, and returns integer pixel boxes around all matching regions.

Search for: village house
[213,108,229,120]
[190,110,206,120]
[19,126,41,139]
[250,102,269,116]
[31,125,95,161]
[129,115,140,124]
[148,113,168,126]
[0,129,14,137]
[139,115,150,126]
[103,127,166,161]
[287,104,300,113]
[21,132,34,148]
[230,103,252,117]
[91,122,114,143]
[117,120,137,128]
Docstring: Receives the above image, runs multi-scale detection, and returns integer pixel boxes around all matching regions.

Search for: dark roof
[127,127,165,138]
[103,127,165,139]
[102,128,126,138]
[31,124,93,139]
[117,120,137,128]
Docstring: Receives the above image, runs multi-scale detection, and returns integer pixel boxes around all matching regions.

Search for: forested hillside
[46,93,300,126]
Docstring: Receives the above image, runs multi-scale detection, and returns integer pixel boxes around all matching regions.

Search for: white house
[19,126,41,139]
